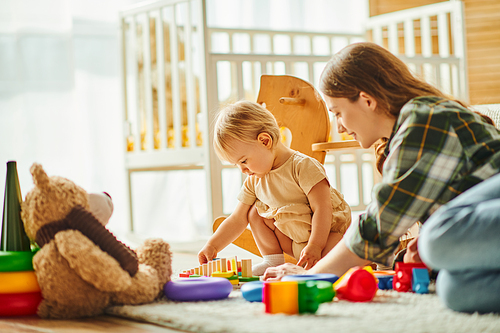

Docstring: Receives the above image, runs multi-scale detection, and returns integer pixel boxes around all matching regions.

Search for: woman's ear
[257,133,273,148]
[359,91,377,111]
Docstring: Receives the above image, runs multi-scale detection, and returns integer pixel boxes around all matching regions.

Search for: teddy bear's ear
[30,163,50,188]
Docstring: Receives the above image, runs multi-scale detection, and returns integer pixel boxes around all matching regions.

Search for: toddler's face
[226,138,274,178]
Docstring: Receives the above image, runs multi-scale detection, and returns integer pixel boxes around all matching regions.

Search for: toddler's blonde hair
[213,100,280,162]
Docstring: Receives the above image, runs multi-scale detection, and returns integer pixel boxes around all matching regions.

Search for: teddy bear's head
[21,163,90,240]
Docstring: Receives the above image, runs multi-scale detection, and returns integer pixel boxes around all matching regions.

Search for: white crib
[119,0,467,235]
[366,1,468,102]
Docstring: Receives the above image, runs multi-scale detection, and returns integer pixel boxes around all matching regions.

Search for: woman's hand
[197,243,217,264]
[297,243,322,269]
[403,236,422,263]
[263,263,307,281]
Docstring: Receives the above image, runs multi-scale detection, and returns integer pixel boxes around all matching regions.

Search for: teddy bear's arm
[55,230,132,292]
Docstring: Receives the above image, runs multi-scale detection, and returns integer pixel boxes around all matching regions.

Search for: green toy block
[239,276,260,283]
[297,280,335,314]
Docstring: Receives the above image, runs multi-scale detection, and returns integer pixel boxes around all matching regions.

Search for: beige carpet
[106,286,500,333]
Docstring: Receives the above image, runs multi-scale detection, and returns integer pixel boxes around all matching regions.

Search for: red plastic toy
[393,262,427,292]
[333,266,378,302]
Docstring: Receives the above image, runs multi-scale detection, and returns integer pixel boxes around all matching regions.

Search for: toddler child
[198,100,351,275]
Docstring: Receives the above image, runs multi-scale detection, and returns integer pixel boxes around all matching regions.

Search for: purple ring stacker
[164,277,233,301]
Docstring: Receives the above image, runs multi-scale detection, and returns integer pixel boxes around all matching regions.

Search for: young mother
[263,42,500,314]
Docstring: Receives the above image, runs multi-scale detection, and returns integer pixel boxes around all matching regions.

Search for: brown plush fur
[21,163,172,319]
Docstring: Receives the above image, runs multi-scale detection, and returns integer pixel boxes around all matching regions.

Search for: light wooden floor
[0,243,261,332]
[0,315,189,332]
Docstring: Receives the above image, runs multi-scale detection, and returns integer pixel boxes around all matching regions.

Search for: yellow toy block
[229,257,238,274]
[212,271,235,278]
[264,281,299,315]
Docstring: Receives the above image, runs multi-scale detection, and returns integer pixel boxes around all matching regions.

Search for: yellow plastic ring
[0,271,40,294]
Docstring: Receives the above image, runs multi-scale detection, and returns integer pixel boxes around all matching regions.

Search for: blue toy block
[241,281,263,302]
[377,275,393,290]
[412,268,430,294]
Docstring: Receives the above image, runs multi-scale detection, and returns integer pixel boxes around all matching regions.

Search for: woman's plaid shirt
[344,96,500,265]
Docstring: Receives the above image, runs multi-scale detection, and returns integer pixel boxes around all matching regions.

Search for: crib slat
[450,0,468,102]
[120,17,129,128]
[420,16,433,85]
[404,19,415,57]
[270,33,275,55]
[253,61,261,96]
[155,9,168,150]
[420,16,432,57]
[236,61,244,100]
[184,0,197,148]
[388,22,398,54]
[356,151,364,208]
[308,34,314,56]
[437,12,451,95]
[260,61,266,75]
[249,32,254,54]
[451,1,469,101]
[403,18,416,74]
[437,13,449,57]
[130,18,142,152]
[142,14,155,152]
[228,31,233,54]
[168,7,182,149]
[451,64,460,100]
[287,61,294,76]
[434,61,441,90]
[372,25,383,45]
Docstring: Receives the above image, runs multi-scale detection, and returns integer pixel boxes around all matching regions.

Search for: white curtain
[0,0,144,238]
[0,0,368,243]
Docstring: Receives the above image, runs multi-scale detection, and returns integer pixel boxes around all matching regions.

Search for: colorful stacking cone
[0,161,41,316]
[1,161,30,251]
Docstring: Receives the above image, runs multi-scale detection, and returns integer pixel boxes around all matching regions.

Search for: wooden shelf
[312,140,362,151]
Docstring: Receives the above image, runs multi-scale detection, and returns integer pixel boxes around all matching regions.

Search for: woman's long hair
[319,42,478,174]
[319,42,447,119]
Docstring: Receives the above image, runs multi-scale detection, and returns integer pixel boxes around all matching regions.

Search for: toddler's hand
[403,236,422,263]
[297,243,322,269]
[198,243,217,264]
[263,263,307,281]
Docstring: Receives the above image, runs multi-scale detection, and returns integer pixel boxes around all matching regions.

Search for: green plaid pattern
[345,96,500,265]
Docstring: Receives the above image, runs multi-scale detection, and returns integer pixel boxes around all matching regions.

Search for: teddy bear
[21,163,172,319]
